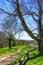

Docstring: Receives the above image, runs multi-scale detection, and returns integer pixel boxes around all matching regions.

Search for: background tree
[2,15,23,50]
[0,0,43,55]
[0,31,6,48]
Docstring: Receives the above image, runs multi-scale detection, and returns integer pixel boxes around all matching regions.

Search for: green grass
[0,45,27,56]
[25,56,43,65]
[25,49,43,65]
[1,45,43,65]
[11,46,35,65]
[11,45,43,65]
[16,46,32,60]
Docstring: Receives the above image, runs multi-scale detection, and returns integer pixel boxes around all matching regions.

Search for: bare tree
[0,31,6,48]
[0,0,43,55]
[2,15,23,50]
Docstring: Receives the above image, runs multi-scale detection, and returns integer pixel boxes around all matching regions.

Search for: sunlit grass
[0,45,42,65]
[25,49,43,65]
[0,45,27,56]
[25,56,43,65]
[10,45,43,65]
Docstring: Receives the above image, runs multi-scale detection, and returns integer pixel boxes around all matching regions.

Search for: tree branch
[7,0,17,5]
[0,8,17,16]
[16,0,40,41]
[32,28,38,32]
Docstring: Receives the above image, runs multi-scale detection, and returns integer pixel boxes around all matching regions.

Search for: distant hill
[15,40,37,45]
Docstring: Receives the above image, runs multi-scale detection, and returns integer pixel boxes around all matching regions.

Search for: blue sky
[0,0,39,40]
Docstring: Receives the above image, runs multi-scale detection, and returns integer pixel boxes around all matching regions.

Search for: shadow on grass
[30,54,40,60]
[23,54,40,65]
[7,48,40,65]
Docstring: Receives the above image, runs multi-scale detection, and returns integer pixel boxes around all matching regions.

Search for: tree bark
[16,0,39,41]
[37,0,43,55]
[39,41,43,55]
[0,44,3,48]
[38,31,43,55]
[40,31,43,55]
[8,38,12,50]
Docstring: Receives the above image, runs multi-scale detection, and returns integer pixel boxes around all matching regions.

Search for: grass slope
[0,46,27,56]
[25,49,43,65]
[11,46,43,65]
[25,56,43,65]
[0,45,43,65]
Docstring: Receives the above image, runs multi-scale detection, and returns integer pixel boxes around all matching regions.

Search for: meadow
[0,44,43,65]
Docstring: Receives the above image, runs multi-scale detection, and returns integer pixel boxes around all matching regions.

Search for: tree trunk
[8,38,11,50]
[38,34,43,55]
[38,41,41,52]
[39,43,43,55]
[1,44,3,48]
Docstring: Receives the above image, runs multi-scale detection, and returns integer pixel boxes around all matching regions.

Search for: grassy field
[12,48,43,65]
[0,45,43,65]
[10,45,43,65]
[25,56,43,65]
[25,50,43,65]
[0,46,27,56]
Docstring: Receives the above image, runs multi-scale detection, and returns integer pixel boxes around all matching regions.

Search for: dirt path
[0,49,21,65]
